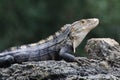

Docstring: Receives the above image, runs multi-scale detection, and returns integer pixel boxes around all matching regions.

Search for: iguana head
[70,18,99,53]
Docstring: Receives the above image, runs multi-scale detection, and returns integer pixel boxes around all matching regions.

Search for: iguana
[0,18,99,67]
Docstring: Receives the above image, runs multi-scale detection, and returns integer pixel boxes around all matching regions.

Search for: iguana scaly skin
[0,18,99,67]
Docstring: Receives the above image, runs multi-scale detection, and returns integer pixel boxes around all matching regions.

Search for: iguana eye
[81,20,86,24]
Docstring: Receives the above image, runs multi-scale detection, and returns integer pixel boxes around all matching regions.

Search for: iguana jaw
[70,18,99,53]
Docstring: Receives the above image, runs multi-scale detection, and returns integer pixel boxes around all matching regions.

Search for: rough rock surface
[0,38,120,80]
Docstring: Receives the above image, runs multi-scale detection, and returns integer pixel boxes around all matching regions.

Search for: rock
[0,38,120,80]
[85,38,120,68]
[85,38,120,61]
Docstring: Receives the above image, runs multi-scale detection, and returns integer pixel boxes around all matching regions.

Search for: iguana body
[0,18,99,67]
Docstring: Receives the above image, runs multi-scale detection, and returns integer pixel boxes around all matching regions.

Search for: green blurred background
[0,0,120,56]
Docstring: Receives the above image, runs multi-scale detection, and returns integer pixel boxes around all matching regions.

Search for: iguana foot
[74,57,90,66]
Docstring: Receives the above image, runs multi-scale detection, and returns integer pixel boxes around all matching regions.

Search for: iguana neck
[72,30,90,53]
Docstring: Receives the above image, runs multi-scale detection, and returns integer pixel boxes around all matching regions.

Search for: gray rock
[0,38,120,80]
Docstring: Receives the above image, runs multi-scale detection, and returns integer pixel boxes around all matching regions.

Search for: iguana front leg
[59,46,80,63]
[59,46,90,65]
[59,46,75,62]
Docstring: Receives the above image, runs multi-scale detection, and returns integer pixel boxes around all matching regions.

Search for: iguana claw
[75,57,90,66]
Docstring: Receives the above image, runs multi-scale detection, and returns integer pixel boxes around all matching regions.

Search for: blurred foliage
[0,0,120,56]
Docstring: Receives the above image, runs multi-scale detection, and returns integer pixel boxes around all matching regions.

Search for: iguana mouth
[88,18,99,27]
